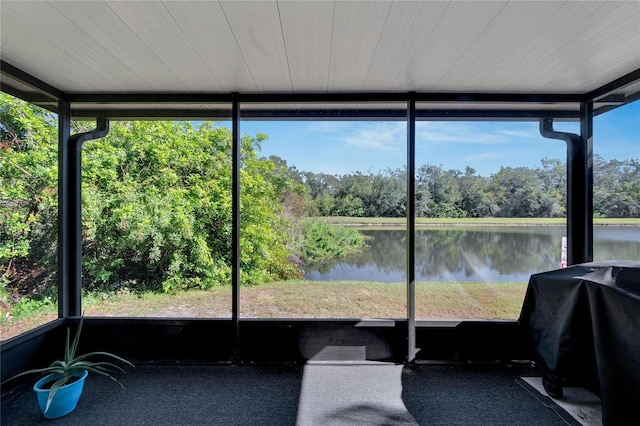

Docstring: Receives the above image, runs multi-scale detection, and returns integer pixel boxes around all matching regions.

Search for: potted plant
[9,317,134,419]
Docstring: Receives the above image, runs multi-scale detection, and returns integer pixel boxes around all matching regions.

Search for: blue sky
[236,101,639,177]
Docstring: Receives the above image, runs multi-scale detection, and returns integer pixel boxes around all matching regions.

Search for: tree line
[269,155,639,219]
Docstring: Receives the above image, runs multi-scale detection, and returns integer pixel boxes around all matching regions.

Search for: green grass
[3,216,636,339]
[1,281,527,340]
[593,218,640,225]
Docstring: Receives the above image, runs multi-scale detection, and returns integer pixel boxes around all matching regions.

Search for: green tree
[537,158,566,217]
[263,155,315,218]
[369,169,406,217]
[303,172,339,216]
[594,156,640,218]
[416,165,465,218]
[459,166,497,218]
[81,121,303,292]
[491,166,547,217]
[0,93,58,295]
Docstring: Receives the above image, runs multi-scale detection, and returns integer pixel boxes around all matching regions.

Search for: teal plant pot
[33,370,88,419]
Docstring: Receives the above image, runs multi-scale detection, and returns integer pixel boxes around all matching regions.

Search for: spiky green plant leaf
[5,316,133,414]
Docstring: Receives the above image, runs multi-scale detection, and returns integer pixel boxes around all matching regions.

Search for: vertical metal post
[565,130,579,265]
[407,96,416,362]
[540,114,593,266]
[580,101,594,263]
[232,96,241,363]
[566,103,593,265]
[58,100,76,318]
[58,111,110,318]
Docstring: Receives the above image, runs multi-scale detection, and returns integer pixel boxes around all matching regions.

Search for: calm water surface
[304,226,640,283]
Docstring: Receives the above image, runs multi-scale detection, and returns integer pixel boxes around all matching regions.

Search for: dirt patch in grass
[0,313,58,341]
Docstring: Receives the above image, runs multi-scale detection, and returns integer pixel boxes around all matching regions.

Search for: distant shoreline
[318,217,640,227]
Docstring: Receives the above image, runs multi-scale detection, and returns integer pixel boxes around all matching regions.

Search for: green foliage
[302,169,407,217]
[81,121,303,290]
[416,165,465,218]
[491,166,548,217]
[299,219,365,264]
[7,294,55,319]
[0,93,58,294]
[593,156,640,218]
[459,166,498,218]
[81,121,230,290]
[9,317,133,414]
[301,158,637,220]
[1,93,319,299]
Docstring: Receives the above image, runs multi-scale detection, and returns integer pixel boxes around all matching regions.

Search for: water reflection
[304,226,640,283]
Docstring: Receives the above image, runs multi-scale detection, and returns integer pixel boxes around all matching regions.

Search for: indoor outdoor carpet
[2,362,580,425]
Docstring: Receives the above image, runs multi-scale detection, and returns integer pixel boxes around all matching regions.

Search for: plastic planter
[33,370,88,419]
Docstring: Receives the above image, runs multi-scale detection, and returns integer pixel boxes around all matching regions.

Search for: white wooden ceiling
[1,1,639,115]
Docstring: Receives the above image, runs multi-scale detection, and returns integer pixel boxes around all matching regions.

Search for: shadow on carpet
[2,362,580,425]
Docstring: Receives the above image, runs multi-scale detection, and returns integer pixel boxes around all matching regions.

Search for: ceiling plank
[163,1,255,93]
[329,1,393,92]
[104,1,221,92]
[219,1,291,93]
[373,1,505,92]
[1,2,107,92]
[279,1,334,92]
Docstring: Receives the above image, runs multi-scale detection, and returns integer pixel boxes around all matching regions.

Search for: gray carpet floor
[1,363,579,425]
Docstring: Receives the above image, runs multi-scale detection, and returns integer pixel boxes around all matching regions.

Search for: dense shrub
[1,95,305,295]
[299,219,365,265]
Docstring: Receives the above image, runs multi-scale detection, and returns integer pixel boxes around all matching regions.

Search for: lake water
[304,225,640,283]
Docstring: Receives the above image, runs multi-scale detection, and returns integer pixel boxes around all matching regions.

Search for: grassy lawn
[1,281,527,340]
[4,217,636,340]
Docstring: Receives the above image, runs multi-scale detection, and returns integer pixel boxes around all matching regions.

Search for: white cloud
[416,121,547,145]
[312,121,407,152]
[341,122,406,152]
[461,152,503,163]
[309,121,564,152]
[307,121,344,133]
